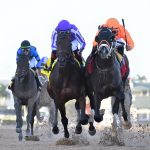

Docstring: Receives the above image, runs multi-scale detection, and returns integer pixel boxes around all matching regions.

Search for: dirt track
[0,123,150,150]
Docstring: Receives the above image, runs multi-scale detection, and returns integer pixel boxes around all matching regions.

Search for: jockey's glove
[126,44,132,51]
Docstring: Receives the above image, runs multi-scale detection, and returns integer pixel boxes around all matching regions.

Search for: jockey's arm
[75,29,86,52]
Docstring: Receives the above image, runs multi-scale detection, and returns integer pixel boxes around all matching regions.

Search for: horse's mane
[56,31,72,52]
[16,54,29,77]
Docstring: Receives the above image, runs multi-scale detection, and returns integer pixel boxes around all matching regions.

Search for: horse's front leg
[93,94,104,122]
[87,93,96,135]
[58,104,69,138]
[50,105,59,135]
[14,97,23,141]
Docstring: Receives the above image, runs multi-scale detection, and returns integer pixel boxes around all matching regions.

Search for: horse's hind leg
[30,104,36,135]
[14,99,23,141]
[112,98,124,146]
[122,84,132,129]
[51,107,59,135]
[59,104,69,138]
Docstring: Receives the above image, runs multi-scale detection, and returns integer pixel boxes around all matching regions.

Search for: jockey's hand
[126,44,132,51]
[78,50,82,55]
[43,65,50,71]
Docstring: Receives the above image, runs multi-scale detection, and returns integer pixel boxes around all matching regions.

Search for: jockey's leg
[49,51,57,71]
[31,67,42,91]
[73,50,84,70]
[116,46,130,88]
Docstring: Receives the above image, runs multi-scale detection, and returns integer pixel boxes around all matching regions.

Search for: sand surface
[0,122,150,150]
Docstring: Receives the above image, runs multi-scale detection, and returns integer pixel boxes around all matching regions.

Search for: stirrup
[8,82,13,90]
[8,85,11,90]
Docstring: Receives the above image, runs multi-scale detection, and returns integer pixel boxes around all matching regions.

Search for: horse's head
[95,27,115,59]
[16,53,30,82]
[56,30,73,67]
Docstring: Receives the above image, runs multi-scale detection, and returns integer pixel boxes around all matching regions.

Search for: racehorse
[47,30,88,138]
[12,52,39,141]
[36,70,58,133]
[85,26,128,145]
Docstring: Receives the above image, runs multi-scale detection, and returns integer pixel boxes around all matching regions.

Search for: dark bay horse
[47,31,88,138]
[12,52,39,141]
[85,27,128,145]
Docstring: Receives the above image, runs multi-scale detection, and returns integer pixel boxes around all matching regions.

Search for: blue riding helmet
[57,20,71,31]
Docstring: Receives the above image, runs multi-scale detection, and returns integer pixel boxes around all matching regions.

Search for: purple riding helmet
[57,20,71,31]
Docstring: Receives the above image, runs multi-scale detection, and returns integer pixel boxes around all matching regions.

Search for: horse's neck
[95,54,114,70]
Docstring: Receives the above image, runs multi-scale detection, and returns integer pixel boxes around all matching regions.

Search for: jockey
[49,19,86,71]
[36,56,48,69]
[90,18,134,83]
[8,40,42,91]
[92,18,134,56]
[36,56,51,79]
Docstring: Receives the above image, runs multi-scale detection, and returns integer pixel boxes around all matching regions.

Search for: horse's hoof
[94,116,103,122]
[64,133,69,138]
[118,141,125,146]
[75,125,82,134]
[16,128,22,133]
[123,121,132,129]
[52,126,59,134]
[88,126,96,136]
[18,133,23,141]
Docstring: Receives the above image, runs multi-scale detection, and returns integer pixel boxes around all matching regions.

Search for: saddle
[115,51,129,79]
[86,52,129,78]
[86,55,94,74]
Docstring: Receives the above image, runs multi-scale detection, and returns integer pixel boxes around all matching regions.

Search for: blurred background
[0,0,150,125]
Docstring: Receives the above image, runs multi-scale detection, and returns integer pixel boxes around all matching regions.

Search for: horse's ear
[98,25,101,30]
[95,36,99,42]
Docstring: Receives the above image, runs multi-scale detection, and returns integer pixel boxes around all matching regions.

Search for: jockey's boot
[31,67,42,91]
[74,50,84,72]
[48,51,57,71]
[8,77,15,91]
[79,61,84,72]
[35,75,42,91]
